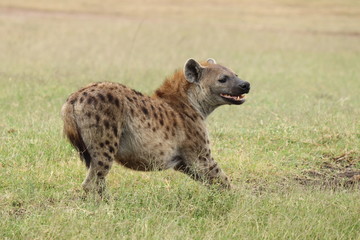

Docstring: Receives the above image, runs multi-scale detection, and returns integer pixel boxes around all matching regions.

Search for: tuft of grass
[0,0,359,239]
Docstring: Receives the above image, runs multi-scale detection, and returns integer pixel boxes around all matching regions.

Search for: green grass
[0,0,360,239]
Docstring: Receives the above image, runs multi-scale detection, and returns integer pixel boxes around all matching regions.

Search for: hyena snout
[238,80,250,93]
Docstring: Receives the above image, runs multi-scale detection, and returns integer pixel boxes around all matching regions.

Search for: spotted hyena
[61,58,250,195]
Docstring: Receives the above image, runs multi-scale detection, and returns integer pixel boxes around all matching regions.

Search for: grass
[0,0,360,239]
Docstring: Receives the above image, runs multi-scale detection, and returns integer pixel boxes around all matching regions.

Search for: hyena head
[184,58,250,112]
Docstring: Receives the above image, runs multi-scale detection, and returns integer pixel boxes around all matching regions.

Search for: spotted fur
[61,58,250,194]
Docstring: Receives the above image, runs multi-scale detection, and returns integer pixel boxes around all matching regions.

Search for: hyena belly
[115,98,183,171]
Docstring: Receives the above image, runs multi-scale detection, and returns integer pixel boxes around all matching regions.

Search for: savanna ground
[0,0,360,239]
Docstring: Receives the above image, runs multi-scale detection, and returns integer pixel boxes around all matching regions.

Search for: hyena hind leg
[82,152,114,196]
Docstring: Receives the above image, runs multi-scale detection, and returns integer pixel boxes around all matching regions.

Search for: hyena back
[62,58,250,194]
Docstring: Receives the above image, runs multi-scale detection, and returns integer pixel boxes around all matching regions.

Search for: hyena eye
[218,76,228,83]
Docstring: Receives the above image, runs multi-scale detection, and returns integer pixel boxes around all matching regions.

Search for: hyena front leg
[175,153,232,189]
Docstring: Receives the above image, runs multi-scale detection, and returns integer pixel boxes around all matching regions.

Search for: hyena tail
[61,101,91,168]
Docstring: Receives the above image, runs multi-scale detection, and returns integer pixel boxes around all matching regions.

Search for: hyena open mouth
[220,93,247,104]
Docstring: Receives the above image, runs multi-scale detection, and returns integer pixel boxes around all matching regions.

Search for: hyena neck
[153,69,216,119]
[187,86,218,118]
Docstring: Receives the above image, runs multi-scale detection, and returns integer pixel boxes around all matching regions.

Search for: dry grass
[0,0,359,239]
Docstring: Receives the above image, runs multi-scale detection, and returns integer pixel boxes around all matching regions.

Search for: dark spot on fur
[133,89,143,96]
[130,108,134,116]
[98,93,105,102]
[199,156,207,161]
[114,98,120,107]
[86,112,91,118]
[104,120,110,129]
[183,112,195,122]
[104,165,109,170]
[114,142,118,147]
[91,89,95,92]
[107,93,113,103]
[154,112,158,119]
[112,125,118,137]
[152,127,156,132]
[209,163,218,172]
[103,152,111,161]
[95,115,100,124]
[151,105,155,111]
[160,151,164,156]
[82,92,88,96]
[87,96,97,105]
[99,142,104,148]
[98,161,104,166]
[105,140,110,145]
[70,98,77,104]
[80,97,84,103]
[173,120,178,128]
[141,107,149,115]
[109,146,114,153]
[97,172,103,177]
[147,122,151,128]
[126,96,133,102]
[104,108,113,117]
[166,126,170,132]
[159,119,164,126]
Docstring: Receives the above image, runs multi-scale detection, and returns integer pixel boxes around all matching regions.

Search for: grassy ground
[1,0,360,239]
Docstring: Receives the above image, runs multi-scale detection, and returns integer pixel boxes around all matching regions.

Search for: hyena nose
[239,81,250,93]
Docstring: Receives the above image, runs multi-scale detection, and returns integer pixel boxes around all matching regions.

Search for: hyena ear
[184,59,204,84]
[207,58,216,64]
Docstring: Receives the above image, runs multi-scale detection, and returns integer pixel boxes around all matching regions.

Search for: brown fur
[62,59,250,195]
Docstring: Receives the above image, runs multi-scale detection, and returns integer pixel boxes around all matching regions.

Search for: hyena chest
[115,123,180,171]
